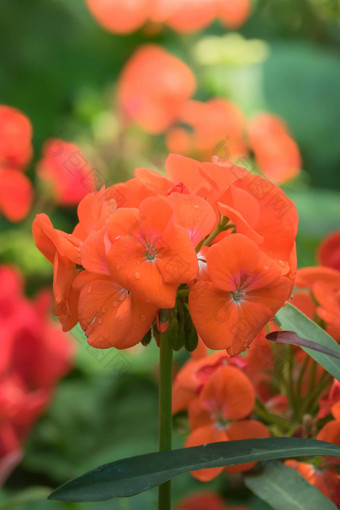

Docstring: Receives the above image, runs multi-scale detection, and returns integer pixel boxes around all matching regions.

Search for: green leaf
[245,461,337,510]
[275,303,340,381]
[49,438,340,502]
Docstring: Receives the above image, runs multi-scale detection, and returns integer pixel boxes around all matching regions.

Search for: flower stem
[158,330,173,510]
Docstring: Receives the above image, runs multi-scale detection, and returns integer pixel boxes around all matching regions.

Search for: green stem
[158,330,173,510]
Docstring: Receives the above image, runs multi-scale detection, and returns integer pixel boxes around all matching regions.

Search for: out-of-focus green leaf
[245,461,337,510]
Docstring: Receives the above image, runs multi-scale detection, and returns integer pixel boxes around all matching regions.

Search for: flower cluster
[33,153,298,356]
[0,266,74,484]
[0,106,33,222]
[173,352,269,481]
[118,46,302,183]
[86,0,251,35]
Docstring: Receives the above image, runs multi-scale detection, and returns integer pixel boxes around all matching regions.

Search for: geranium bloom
[248,114,302,183]
[36,138,96,206]
[318,230,340,271]
[0,266,73,484]
[33,153,297,355]
[0,106,33,222]
[117,45,196,133]
[184,364,269,481]
[166,99,247,161]
[189,234,292,355]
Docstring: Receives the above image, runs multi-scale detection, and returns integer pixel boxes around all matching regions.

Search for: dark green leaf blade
[49,438,340,502]
[275,303,340,381]
[245,460,337,510]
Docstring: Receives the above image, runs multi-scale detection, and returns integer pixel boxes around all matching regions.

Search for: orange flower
[295,267,340,341]
[73,271,157,349]
[184,365,269,481]
[107,196,198,308]
[86,0,152,34]
[32,214,81,330]
[217,0,251,29]
[189,234,292,355]
[0,105,33,169]
[247,113,302,183]
[158,0,216,33]
[36,138,96,206]
[118,45,196,133]
[218,173,298,264]
[166,99,247,161]
[318,230,340,271]
[172,351,246,414]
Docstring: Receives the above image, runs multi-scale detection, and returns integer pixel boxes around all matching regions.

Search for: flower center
[231,287,246,304]
[145,245,157,261]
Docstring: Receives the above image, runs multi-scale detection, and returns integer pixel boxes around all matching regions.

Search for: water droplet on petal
[135,271,141,280]
[118,294,125,302]
[194,204,199,209]
[140,314,146,322]
[87,286,92,294]
[98,318,103,324]
[112,300,119,307]
[101,307,106,313]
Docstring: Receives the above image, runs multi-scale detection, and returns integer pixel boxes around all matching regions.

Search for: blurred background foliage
[0,0,339,508]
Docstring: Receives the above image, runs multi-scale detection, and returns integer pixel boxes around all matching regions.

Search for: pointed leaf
[49,438,340,502]
[275,303,340,381]
[245,460,337,510]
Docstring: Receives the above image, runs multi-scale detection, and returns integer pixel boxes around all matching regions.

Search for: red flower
[318,230,340,271]
[36,138,96,206]
[0,167,33,222]
[0,105,33,169]
[0,266,73,484]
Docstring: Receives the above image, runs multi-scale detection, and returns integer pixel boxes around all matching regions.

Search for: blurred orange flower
[0,105,33,222]
[118,45,196,133]
[166,99,247,161]
[248,113,302,184]
[86,0,251,34]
